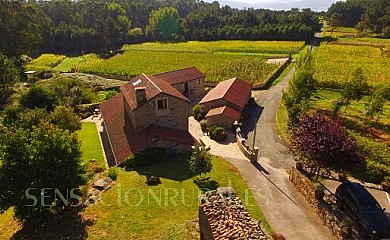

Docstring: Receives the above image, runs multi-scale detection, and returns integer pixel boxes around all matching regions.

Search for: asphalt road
[244,67,296,169]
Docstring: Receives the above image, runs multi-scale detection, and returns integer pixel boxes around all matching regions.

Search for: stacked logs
[200,188,267,240]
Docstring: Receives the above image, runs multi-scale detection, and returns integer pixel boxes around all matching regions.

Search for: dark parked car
[336,182,390,239]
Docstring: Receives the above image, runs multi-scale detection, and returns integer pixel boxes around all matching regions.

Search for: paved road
[190,66,334,239]
[244,67,295,169]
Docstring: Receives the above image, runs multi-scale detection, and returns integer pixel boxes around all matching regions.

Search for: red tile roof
[154,66,205,85]
[100,93,196,165]
[121,73,189,110]
[199,78,252,110]
[205,106,241,121]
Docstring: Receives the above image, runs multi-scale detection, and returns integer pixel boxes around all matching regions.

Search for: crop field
[52,57,84,72]
[78,50,281,84]
[313,44,390,87]
[122,40,304,54]
[25,54,66,72]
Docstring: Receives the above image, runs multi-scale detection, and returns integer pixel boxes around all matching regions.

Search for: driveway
[189,66,334,239]
[244,67,295,169]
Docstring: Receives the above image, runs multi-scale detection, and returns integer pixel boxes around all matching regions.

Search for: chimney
[135,87,146,105]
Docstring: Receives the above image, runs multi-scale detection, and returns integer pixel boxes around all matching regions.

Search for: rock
[93,177,114,190]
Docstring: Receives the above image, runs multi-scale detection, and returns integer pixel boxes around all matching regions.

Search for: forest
[0,0,321,57]
[327,0,390,36]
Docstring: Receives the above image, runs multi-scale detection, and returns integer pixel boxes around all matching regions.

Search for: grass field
[276,88,390,183]
[0,156,271,239]
[313,44,390,87]
[310,89,390,182]
[77,122,105,167]
[53,57,84,72]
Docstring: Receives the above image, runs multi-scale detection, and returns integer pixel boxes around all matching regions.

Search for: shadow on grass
[11,207,93,240]
[194,177,220,192]
[134,154,193,182]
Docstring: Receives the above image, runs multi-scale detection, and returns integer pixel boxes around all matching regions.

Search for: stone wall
[132,93,189,132]
[289,167,360,240]
[206,114,234,130]
[236,131,258,162]
[172,78,206,102]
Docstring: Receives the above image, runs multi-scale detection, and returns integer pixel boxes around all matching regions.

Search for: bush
[107,167,119,181]
[122,148,168,169]
[200,119,208,133]
[209,126,227,141]
[192,104,204,121]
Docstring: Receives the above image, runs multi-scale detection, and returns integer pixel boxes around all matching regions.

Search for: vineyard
[25,54,66,72]
[78,50,281,84]
[313,44,390,87]
[122,40,304,54]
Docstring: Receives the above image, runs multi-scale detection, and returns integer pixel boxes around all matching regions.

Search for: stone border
[236,131,258,162]
[289,167,361,240]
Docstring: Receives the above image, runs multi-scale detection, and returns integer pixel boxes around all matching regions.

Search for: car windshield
[360,203,382,214]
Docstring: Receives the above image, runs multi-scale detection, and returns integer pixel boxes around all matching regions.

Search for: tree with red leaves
[291,113,364,180]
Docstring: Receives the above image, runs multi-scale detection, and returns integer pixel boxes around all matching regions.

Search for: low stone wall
[236,132,258,162]
[289,167,360,240]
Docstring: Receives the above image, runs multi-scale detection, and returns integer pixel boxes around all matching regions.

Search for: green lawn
[0,156,271,239]
[77,122,105,167]
[84,156,271,239]
[53,57,84,72]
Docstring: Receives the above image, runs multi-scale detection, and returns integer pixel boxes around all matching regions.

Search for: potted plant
[381,176,390,193]
[340,219,352,239]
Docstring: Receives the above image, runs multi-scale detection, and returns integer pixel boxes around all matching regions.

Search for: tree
[189,145,212,178]
[0,122,84,222]
[330,13,342,32]
[50,106,81,132]
[282,48,317,128]
[0,53,19,108]
[291,114,363,180]
[146,7,181,41]
[341,68,370,112]
[20,86,58,112]
[364,85,389,123]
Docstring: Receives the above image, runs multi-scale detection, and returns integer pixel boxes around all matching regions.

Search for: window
[197,79,200,84]
[157,98,168,110]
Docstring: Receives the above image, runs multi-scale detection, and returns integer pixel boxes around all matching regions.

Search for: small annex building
[154,66,206,102]
[199,77,252,130]
[100,73,196,166]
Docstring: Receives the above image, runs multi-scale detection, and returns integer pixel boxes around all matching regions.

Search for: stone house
[154,66,206,102]
[100,73,196,166]
[199,77,252,130]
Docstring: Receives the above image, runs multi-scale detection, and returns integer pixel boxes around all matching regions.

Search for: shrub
[209,126,227,141]
[192,104,204,121]
[122,148,168,169]
[200,119,208,133]
[107,167,119,181]
[291,113,364,180]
